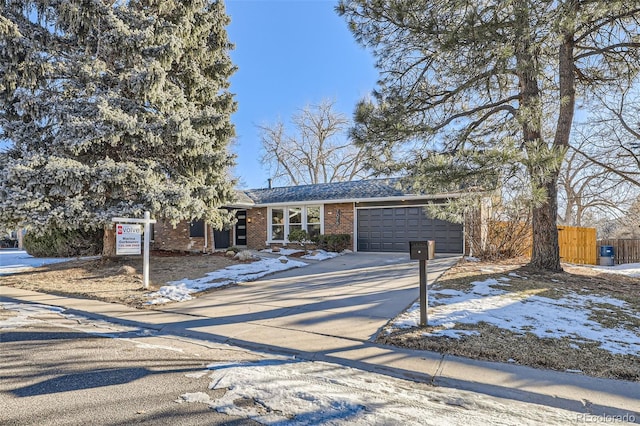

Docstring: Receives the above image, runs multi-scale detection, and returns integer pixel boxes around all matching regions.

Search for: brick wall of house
[246,207,268,250]
[323,202,355,242]
[152,220,209,252]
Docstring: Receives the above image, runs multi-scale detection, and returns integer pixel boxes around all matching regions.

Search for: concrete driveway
[160,252,460,342]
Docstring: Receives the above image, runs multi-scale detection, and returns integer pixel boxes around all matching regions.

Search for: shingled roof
[243,178,438,205]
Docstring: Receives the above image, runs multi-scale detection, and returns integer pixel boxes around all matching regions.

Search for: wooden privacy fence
[557,226,597,265]
[490,223,597,265]
[597,239,640,265]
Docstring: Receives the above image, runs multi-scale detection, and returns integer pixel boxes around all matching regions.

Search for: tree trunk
[523,4,574,272]
[102,223,116,258]
[529,178,562,271]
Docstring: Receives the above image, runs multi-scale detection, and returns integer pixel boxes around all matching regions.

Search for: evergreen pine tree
[0,0,237,255]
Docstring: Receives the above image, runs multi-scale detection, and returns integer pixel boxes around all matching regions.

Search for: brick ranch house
[152,178,468,254]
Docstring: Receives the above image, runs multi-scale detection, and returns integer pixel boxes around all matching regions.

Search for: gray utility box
[410,240,435,260]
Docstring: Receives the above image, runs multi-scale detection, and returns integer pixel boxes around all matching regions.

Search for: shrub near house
[316,234,351,253]
[287,229,313,253]
[23,227,103,257]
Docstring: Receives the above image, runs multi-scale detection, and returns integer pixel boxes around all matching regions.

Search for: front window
[268,206,323,242]
[289,207,302,233]
[307,206,321,239]
[190,220,205,237]
[271,208,285,240]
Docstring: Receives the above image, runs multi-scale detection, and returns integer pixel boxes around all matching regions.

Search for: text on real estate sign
[116,224,142,255]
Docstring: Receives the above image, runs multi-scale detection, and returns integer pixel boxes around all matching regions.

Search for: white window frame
[267,205,324,243]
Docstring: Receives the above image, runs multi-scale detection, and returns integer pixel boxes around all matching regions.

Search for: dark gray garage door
[357,207,463,253]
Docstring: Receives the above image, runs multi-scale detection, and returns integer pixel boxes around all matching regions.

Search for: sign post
[419,258,427,326]
[410,241,435,327]
[112,211,156,289]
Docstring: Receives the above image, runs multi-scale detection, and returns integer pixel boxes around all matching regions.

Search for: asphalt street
[1,303,599,425]
[0,307,263,426]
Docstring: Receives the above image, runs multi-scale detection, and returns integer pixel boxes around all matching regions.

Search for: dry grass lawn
[378,258,640,381]
[0,251,239,307]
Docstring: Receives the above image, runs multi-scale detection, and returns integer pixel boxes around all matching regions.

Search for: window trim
[267,205,324,243]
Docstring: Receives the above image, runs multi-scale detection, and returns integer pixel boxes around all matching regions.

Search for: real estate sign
[116,223,142,255]
[112,212,156,289]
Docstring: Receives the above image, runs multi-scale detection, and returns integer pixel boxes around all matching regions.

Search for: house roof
[242,178,452,205]
[227,189,256,208]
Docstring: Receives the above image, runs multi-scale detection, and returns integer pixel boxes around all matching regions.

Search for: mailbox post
[410,241,434,327]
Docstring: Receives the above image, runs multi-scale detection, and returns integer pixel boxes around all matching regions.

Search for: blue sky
[225,0,378,189]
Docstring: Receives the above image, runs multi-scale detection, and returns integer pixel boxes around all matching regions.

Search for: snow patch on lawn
[591,262,640,278]
[146,257,308,304]
[302,249,341,261]
[203,358,577,425]
[391,277,640,356]
[261,248,344,261]
[261,248,304,256]
[0,250,95,275]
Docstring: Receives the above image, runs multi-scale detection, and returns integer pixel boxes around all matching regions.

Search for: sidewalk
[2,255,639,420]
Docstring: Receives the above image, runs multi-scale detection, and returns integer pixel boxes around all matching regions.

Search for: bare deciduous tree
[603,197,640,239]
[259,100,372,186]
[558,139,637,227]
[570,85,640,187]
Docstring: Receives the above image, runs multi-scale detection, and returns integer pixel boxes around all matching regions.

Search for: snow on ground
[146,257,309,304]
[146,249,347,304]
[199,359,581,425]
[261,248,305,256]
[0,301,66,328]
[0,301,189,353]
[391,276,640,356]
[302,249,342,261]
[261,248,344,261]
[0,249,337,305]
[590,262,640,278]
[0,301,135,334]
[0,301,589,426]
[0,250,86,275]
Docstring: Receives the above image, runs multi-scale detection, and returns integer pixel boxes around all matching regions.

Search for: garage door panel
[357,207,463,253]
